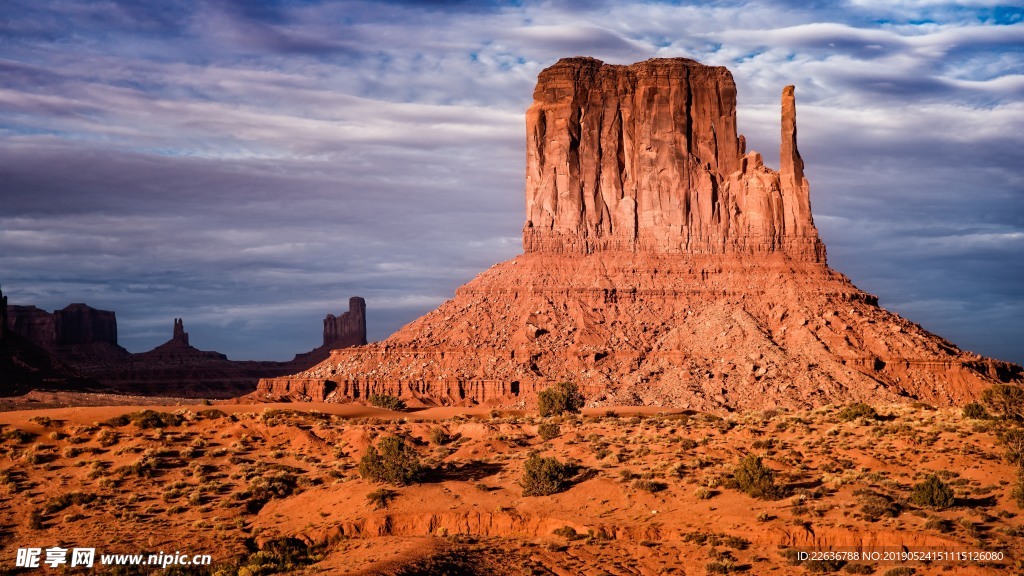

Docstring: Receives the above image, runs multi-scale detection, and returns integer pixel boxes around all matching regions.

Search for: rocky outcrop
[172,318,189,346]
[523,58,823,262]
[6,302,119,349]
[54,304,118,346]
[3,294,370,399]
[258,56,1021,410]
[324,297,367,349]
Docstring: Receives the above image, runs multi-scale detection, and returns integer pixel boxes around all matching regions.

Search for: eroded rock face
[257,57,1021,409]
[324,297,367,349]
[6,303,118,349]
[523,57,823,262]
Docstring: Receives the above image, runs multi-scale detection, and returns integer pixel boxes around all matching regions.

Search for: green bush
[367,394,406,411]
[733,455,783,500]
[998,429,1024,466]
[961,402,989,420]
[910,474,955,510]
[428,427,453,445]
[838,403,878,422]
[842,563,875,574]
[537,421,561,441]
[520,453,575,496]
[42,492,96,514]
[106,410,184,429]
[980,384,1024,421]
[358,435,423,486]
[537,382,585,417]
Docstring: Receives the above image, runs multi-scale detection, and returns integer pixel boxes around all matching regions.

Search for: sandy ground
[0,401,1021,575]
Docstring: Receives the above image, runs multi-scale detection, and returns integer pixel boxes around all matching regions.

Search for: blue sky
[1,0,1022,363]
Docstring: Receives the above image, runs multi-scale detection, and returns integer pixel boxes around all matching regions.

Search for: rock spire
[323,297,367,349]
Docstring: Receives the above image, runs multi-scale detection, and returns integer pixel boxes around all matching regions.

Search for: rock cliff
[523,58,823,262]
[323,297,367,349]
[229,58,1023,407]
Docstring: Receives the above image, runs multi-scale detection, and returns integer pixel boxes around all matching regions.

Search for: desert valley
[2,56,1023,576]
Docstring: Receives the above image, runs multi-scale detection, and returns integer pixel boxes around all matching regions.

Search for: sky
[1,0,1022,364]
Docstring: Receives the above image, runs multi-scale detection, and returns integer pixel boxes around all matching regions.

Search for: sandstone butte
[258,57,1022,411]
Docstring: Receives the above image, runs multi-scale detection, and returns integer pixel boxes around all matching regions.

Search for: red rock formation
[7,305,58,348]
[172,318,189,346]
[6,302,120,350]
[3,298,369,398]
[262,58,1016,408]
[323,297,367,349]
[522,57,823,262]
[54,303,118,346]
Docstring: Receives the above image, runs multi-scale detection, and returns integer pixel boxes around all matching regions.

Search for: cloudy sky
[1,0,1021,364]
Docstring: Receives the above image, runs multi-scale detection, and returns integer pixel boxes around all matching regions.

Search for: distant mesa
[259,56,1021,410]
[6,302,121,351]
[2,290,368,399]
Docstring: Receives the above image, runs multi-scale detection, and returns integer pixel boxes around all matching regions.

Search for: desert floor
[0,400,1021,575]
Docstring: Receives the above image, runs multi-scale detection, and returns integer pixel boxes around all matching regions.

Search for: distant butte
[256,56,1017,409]
[3,293,367,399]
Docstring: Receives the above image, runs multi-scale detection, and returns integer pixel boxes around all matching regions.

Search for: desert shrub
[681,531,750,550]
[924,517,954,533]
[43,492,96,514]
[115,455,157,478]
[196,409,227,420]
[842,564,875,574]
[227,537,325,576]
[537,421,560,441]
[28,416,57,427]
[428,428,453,445]
[28,508,44,529]
[705,561,736,574]
[367,394,406,411]
[678,437,699,450]
[358,435,424,485]
[96,429,119,447]
[552,526,584,540]
[910,474,955,510]
[733,455,783,500]
[111,410,184,429]
[633,479,667,493]
[857,489,901,521]
[1,429,35,443]
[248,471,300,511]
[537,382,584,417]
[997,428,1024,466]
[1012,470,1024,509]
[520,453,575,496]
[838,403,878,422]
[961,402,989,420]
[980,384,1024,421]
[365,488,397,510]
[882,568,915,576]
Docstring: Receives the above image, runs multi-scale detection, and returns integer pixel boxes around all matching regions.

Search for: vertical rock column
[780,85,813,238]
[323,297,367,349]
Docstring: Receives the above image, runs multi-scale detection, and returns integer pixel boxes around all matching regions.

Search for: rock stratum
[258,57,1020,410]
